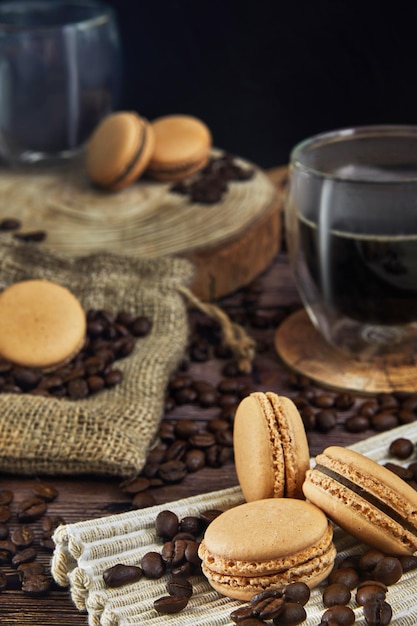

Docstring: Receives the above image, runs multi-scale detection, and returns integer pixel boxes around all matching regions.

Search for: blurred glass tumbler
[285,125,417,361]
[0,0,120,163]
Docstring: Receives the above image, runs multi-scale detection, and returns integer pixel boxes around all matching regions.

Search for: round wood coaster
[275,308,417,393]
[0,154,284,301]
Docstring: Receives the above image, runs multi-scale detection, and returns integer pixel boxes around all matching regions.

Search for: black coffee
[299,214,417,325]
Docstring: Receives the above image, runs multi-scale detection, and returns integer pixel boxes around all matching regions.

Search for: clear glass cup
[285,125,417,361]
[0,0,121,164]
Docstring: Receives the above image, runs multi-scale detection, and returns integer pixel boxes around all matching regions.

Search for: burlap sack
[0,237,194,477]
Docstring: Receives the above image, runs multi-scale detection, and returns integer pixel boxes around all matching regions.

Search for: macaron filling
[108,123,148,187]
[314,464,417,537]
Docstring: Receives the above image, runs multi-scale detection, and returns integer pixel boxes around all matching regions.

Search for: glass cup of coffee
[0,0,121,164]
[285,125,417,362]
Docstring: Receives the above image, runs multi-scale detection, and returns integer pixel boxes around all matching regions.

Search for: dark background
[3,0,417,168]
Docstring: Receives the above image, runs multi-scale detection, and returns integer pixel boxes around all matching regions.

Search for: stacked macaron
[198,498,336,601]
[86,111,212,191]
[200,390,417,603]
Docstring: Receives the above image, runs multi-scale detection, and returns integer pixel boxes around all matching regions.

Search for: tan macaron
[147,114,212,181]
[86,111,155,191]
[198,498,336,601]
[0,279,86,370]
[233,392,310,501]
[303,446,417,555]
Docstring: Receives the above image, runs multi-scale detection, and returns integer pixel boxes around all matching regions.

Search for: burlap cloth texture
[0,236,195,477]
[51,422,417,626]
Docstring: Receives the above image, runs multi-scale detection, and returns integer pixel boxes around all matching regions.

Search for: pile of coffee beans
[0,483,63,597]
[230,583,310,624]
[170,152,255,204]
[102,507,223,614]
[0,308,151,400]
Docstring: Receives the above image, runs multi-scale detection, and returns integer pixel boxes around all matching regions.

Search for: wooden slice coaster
[275,308,417,394]
[0,153,285,300]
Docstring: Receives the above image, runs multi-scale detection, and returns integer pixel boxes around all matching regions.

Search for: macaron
[233,392,310,501]
[86,111,155,191]
[198,498,336,601]
[0,279,86,370]
[303,446,417,555]
[147,114,212,181]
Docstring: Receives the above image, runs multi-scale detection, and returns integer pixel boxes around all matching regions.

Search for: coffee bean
[384,462,414,481]
[188,432,216,448]
[174,419,200,439]
[328,567,360,590]
[321,605,355,626]
[371,411,399,431]
[14,230,47,242]
[363,598,392,625]
[0,505,11,523]
[316,410,337,433]
[180,516,202,536]
[119,476,151,495]
[17,497,47,521]
[103,563,143,588]
[0,523,9,539]
[140,551,166,579]
[11,546,37,567]
[11,525,34,548]
[155,510,179,540]
[360,400,379,417]
[0,570,7,591]
[272,601,307,625]
[0,217,21,231]
[398,554,417,571]
[373,556,403,585]
[323,583,351,607]
[31,482,59,502]
[158,460,187,483]
[166,575,193,598]
[18,562,46,579]
[389,437,414,459]
[345,415,370,433]
[199,509,223,526]
[67,378,89,399]
[356,583,387,606]
[282,582,310,606]
[131,492,156,509]
[231,605,259,622]
[334,392,354,410]
[21,574,51,596]
[312,394,335,409]
[358,549,385,572]
[130,315,152,337]
[185,448,206,472]
[154,594,188,614]
[0,490,13,505]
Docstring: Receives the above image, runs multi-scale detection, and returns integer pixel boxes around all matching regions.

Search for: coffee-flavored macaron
[233,392,310,501]
[86,111,155,191]
[0,279,86,370]
[198,498,336,601]
[303,446,417,555]
[147,114,212,181]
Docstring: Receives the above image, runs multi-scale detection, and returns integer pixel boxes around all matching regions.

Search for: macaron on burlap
[0,236,194,477]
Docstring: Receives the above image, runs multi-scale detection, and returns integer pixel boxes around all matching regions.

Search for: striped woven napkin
[52,423,417,626]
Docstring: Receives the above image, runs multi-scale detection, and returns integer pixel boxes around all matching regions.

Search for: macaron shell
[201,499,331,563]
[0,279,86,370]
[86,112,155,190]
[201,545,336,601]
[147,114,211,180]
[233,393,284,501]
[303,446,417,555]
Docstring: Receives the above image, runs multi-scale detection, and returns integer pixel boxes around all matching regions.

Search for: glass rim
[0,0,114,31]
[290,124,417,183]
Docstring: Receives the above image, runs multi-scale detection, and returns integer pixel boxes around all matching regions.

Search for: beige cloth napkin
[52,422,417,625]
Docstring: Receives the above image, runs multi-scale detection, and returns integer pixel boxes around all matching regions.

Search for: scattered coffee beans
[0,308,152,400]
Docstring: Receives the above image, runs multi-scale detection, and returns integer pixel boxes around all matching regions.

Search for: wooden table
[0,170,396,625]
